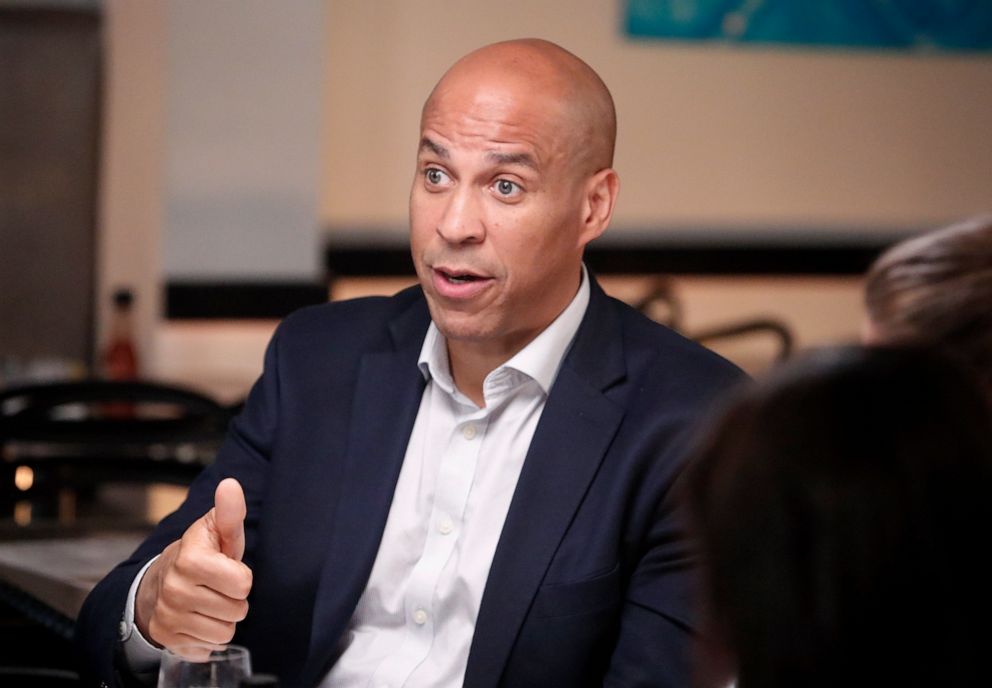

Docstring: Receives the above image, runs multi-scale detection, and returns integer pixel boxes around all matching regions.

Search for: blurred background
[1,0,990,678]
[4,0,991,395]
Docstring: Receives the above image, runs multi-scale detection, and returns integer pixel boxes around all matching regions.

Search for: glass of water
[157,644,252,688]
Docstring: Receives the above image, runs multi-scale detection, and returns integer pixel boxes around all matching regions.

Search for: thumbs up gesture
[136,478,253,650]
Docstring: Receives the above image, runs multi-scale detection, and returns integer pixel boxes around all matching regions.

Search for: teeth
[447,274,475,283]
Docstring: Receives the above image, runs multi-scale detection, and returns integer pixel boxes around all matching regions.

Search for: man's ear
[578,168,620,248]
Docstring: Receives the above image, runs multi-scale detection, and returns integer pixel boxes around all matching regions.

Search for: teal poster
[626,1,992,51]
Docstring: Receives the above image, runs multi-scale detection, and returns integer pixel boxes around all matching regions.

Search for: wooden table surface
[0,532,145,619]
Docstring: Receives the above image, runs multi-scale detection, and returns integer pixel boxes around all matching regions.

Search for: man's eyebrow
[486,151,538,170]
[419,138,448,159]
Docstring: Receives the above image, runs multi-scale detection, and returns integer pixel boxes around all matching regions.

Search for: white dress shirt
[123,268,589,688]
[323,268,589,688]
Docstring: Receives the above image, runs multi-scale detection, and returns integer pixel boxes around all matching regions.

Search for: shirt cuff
[120,555,164,673]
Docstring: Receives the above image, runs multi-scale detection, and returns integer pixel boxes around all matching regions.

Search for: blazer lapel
[463,278,627,688]
[302,297,429,687]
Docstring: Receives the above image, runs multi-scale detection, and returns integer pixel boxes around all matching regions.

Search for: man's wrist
[121,555,164,672]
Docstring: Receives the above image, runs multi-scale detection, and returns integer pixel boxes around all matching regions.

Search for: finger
[181,587,249,624]
[153,606,238,646]
[161,635,229,661]
[183,612,239,646]
[163,642,218,663]
[212,478,246,561]
[193,590,249,624]
[171,550,253,600]
[157,571,249,622]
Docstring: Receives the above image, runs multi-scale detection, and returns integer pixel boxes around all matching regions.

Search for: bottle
[102,287,138,381]
[100,288,139,418]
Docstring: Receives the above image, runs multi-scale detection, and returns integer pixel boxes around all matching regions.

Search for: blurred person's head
[863,215,992,394]
[685,346,992,688]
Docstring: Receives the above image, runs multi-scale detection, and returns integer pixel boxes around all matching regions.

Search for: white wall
[97,1,990,396]
[164,0,325,280]
[97,0,167,369]
[99,0,325,394]
[321,0,992,242]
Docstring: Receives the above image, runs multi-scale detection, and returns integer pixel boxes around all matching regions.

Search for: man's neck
[442,266,587,407]
[447,338,529,408]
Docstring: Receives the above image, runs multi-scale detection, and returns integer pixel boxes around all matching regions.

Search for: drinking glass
[157,644,252,688]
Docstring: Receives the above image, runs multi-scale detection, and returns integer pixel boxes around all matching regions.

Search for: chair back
[0,380,234,519]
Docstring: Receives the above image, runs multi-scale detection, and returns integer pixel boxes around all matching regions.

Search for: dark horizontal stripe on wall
[584,244,889,275]
[326,248,415,277]
[325,242,891,277]
[166,282,329,320]
[167,240,894,319]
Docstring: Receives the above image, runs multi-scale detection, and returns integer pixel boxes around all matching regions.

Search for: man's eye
[495,179,520,196]
[425,168,447,185]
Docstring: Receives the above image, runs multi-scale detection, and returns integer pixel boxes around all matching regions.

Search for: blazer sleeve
[73,324,285,687]
[602,483,698,687]
[601,373,738,687]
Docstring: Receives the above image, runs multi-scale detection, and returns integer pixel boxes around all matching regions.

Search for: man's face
[409,77,589,358]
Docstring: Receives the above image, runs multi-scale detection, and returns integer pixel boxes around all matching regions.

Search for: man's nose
[436,188,484,244]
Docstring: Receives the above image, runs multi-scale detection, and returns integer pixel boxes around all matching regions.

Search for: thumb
[212,478,246,561]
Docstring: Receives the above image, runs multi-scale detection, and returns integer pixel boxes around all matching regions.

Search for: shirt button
[438,516,454,535]
[413,609,428,625]
[462,424,477,440]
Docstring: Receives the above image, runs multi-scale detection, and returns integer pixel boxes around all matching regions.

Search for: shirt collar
[418,264,591,397]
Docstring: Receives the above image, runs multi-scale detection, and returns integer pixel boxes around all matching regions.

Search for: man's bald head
[410,39,621,371]
[422,39,617,174]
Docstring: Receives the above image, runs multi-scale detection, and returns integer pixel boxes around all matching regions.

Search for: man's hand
[135,478,252,652]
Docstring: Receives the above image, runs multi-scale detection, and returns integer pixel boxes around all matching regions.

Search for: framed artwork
[626,0,992,51]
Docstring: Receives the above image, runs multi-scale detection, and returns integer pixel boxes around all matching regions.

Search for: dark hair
[685,346,992,688]
[864,215,992,393]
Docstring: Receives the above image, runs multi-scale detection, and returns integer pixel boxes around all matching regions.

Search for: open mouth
[431,266,493,299]
[438,268,486,284]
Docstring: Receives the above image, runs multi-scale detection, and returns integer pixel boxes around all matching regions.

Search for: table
[0,533,145,634]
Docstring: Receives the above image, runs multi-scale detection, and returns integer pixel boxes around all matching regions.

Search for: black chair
[634,278,794,364]
[690,318,794,362]
[0,380,234,522]
[633,277,683,330]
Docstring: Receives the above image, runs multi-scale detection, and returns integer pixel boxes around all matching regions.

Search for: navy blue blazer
[75,277,743,687]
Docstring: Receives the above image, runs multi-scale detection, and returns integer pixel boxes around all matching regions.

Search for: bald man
[76,40,742,688]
